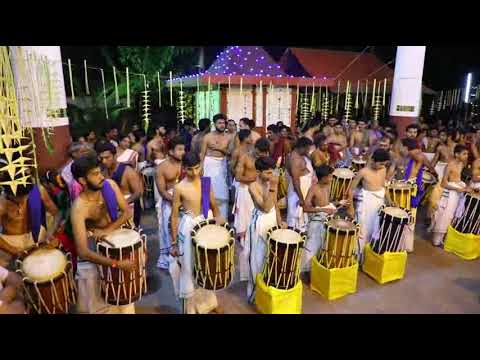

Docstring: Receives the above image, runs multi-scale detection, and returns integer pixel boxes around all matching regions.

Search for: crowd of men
[1,112,480,314]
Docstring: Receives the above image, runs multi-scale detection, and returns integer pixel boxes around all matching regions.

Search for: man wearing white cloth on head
[286,137,316,232]
[170,152,225,314]
[155,137,186,270]
[430,145,470,246]
[200,114,231,220]
[348,149,391,262]
[246,157,286,303]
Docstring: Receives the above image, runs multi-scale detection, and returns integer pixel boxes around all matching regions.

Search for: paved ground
[135,208,480,314]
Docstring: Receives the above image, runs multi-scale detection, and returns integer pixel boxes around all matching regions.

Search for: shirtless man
[236,118,261,148]
[170,152,225,314]
[70,155,135,314]
[323,117,337,137]
[267,124,291,167]
[200,113,231,219]
[234,138,270,281]
[302,165,348,272]
[422,127,440,154]
[326,121,348,166]
[97,142,143,227]
[349,119,370,156]
[131,129,148,166]
[431,130,455,180]
[348,149,390,260]
[147,122,167,164]
[286,137,315,231]
[154,136,185,270]
[310,134,330,167]
[246,156,285,302]
[230,130,252,174]
[471,128,480,160]
[303,118,322,141]
[191,118,211,157]
[0,168,60,269]
[377,136,401,180]
[431,145,471,246]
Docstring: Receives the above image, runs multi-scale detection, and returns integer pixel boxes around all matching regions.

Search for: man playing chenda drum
[246,156,286,303]
[170,152,225,314]
[348,149,390,262]
[0,159,61,270]
[70,155,136,314]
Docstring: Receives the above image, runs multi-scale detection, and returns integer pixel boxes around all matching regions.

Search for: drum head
[333,168,355,178]
[383,206,409,219]
[327,218,356,231]
[270,229,302,244]
[103,229,141,248]
[389,181,412,189]
[21,248,67,282]
[352,159,366,165]
[195,225,230,249]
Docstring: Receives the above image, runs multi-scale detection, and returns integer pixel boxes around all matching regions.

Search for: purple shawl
[101,181,118,222]
[27,185,46,243]
[200,177,211,219]
[403,157,424,208]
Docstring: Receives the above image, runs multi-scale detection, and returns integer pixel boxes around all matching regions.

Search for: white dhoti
[152,159,166,204]
[301,209,332,272]
[246,207,277,303]
[76,261,135,314]
[431,182,466,246]
[233,182,255,281]
[356,188,385,260]
[176,211,218,314]
[203,156,229,219]
[423,152,435,163]
[287,157,315,232]
[435,162,447,182]
[156,188,173,269]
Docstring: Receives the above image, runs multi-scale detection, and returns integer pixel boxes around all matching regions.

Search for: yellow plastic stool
[444,225,480,260]
[255,274,303,314]
[362,244,407,284]
[310,256,358,300]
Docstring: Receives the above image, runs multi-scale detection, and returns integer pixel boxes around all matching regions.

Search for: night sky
[62,46,480,90]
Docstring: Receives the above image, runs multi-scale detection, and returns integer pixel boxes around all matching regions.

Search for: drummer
[0,164,61,270]
[97,142,143,228]
[310,134,330,167]
[471,158,480,190]
[286,137,315,231]
[70,155,136,314]
[326,121,348,167]
[377,136,401,181]
[302,165,348,273]
[431,130,455,181]
[170,152,225,314]
[349,118,369,159]
[155,136,186,270]
[246,156,285,303]
[234,138,270,282]
[347,149,390,261]
[430,145,471,247]
[147,122,167,165]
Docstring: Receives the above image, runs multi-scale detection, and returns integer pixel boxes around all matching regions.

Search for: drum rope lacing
[16,245,77,314]
[319,218,358,269]
[453,194,480,234]
[371,209,410,253]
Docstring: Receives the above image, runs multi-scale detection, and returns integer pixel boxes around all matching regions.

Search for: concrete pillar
[389,46,426,138]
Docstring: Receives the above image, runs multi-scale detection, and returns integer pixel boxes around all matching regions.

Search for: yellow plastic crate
[310,256,358,300]
[444,225,480,260]
[362,244,407,284]
[255,274,303,314]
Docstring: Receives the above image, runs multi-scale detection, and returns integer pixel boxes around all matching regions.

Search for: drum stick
[103,239,116,247]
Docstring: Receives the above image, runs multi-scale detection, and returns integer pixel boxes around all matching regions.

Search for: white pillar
[389,46,426,137]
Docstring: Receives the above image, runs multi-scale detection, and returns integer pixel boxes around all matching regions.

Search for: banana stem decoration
[142,86,151,134]
[344,80,352,123]
[335,80,341,116]
[322,86,330,123]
